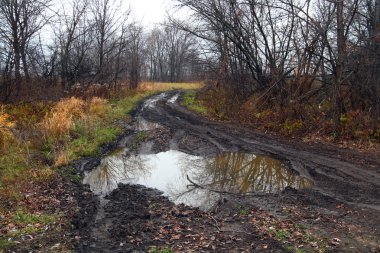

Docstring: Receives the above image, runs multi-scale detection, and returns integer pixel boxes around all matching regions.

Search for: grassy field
[138,81,203,91]
[0,82,201,252]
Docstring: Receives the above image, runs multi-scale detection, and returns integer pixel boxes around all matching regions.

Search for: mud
[75,91,380,252]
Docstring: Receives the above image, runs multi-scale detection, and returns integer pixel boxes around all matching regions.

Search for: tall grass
[40,97,85,141]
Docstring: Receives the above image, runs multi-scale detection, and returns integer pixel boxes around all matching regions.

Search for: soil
[71,91,380,253]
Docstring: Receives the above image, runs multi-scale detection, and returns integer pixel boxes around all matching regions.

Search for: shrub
[281,119,305,135]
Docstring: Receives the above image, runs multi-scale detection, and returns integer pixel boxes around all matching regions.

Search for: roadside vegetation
[180,91,208,115]
[172,0,380,151]
[182,89,380,151]
[0,82,199,252]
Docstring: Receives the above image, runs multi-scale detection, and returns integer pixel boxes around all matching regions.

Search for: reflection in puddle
[83,151,149,195]
[83,151,312,209]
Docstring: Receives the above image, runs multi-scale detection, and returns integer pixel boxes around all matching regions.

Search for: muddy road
[75,91,380,253]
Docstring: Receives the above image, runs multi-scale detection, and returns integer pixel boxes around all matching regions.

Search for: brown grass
[40,97,85,141]
[0,111,16,151]
[88,97,110,118]
[138,82,203,92]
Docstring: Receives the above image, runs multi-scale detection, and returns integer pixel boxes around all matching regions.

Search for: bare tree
[91,0,129,83]
[55,0,89,89]
[127,23,143,89]
[0,0,51,92]
[146,23,199,82]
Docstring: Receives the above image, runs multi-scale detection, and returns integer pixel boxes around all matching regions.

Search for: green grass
[12,210,57,225]
[274,229,289,241]
[69,126,121,158]
[0,146,30,180]
[181,91,208,115]
[0,238,15,250]
[7,210,60,237]
[149,247,173,253]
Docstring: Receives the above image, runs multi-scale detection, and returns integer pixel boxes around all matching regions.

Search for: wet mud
[75,91,380,252]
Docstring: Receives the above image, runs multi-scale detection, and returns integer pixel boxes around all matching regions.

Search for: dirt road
[75,91,380,253]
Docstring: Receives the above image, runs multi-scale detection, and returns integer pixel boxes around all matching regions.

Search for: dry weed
[54,148,71,167]
[88,97,110,118]
[0,110,16,151]
[40,97,85,140]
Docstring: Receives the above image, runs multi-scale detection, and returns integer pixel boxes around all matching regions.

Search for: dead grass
[88,97,110,118]
[138,81,203,92]
[40,97,86,141]
[0,111,15,151]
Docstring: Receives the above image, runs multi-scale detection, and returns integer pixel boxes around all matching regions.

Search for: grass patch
[12,210,57,226]
[149,247,173,253]
[181,91,208,115]
[0,238,15,250]
[45,92,155,167]
[0,146,30,180]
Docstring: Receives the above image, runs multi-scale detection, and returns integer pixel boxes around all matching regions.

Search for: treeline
[1,0,379,134]
[0,0,202,101]
[172,0,380,132]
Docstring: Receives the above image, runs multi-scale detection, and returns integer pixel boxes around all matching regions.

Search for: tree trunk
[21,46,30,82]
[372,0,380,133]
[335,0,345,134]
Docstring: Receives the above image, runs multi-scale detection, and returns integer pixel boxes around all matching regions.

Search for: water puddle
[142,93,166,109]
[168,94,180,103]
[83,150,312,210]
[135,117,161,131]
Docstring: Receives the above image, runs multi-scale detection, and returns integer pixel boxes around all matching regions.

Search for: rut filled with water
[83,149,312,210]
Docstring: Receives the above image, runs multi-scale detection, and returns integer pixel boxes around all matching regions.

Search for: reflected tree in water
[84,150,312,209]
[181,153,312,194]
[83,151,150,195]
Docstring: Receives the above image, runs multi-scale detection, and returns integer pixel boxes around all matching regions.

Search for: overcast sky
[128,0,172,27]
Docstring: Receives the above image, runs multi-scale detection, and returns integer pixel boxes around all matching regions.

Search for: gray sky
[128,0,172,27]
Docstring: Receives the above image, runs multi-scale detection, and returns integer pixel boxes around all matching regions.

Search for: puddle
[135,117,161,131]
[83,151,312,210]
[142,93,166,109]
[168,94,180,103]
